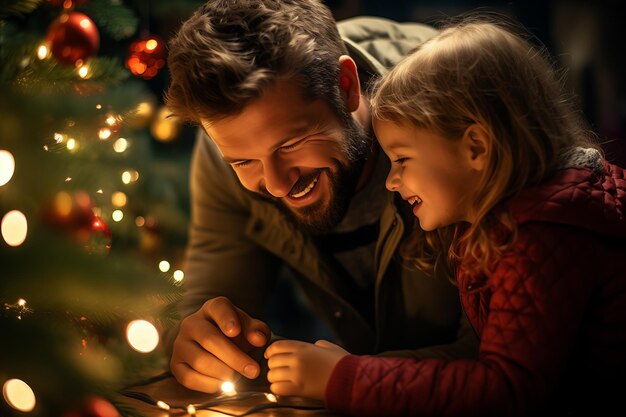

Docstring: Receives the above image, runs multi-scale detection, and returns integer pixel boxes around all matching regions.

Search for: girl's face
[374,119,483,231]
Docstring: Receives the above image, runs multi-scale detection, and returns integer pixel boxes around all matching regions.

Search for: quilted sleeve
[325,222,595,416]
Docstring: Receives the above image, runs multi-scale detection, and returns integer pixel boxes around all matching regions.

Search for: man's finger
[178,340,236,381]
[171,362,227,394]
[245,317,270,347]
[203,297,241,337]
[196,327,260,379]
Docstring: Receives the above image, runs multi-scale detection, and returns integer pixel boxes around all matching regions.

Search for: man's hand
[265,339,349,401]
[170,296,270,393]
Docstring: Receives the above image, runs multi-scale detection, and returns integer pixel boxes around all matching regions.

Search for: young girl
[264,17,626,416]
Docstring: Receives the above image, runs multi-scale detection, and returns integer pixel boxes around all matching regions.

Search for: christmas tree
[1,1,195,415]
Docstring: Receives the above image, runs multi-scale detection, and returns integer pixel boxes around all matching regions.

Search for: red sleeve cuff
[325,354,362,413]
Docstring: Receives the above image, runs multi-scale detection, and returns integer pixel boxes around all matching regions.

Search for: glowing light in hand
[2,378,36,412]
[1,210,28,247]
[0,150,15,186]
[126,320,159,353]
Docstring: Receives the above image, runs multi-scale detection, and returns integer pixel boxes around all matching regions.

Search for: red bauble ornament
[47,11,100,66]
[126,35,166,80]
[40,191,112,253]
[87,216,112,254]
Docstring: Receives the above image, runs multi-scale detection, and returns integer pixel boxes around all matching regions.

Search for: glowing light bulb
[2,378,36,412]
[0,150,15,186]
[105,115,117,126]
[99,128,112,140]
[126,320,159,353]
[111,192,127,207]
[221,381,236,395]
[66,138,78,151]
[37,44,48,60]
[78,65,89,78]
[173,270,184,282]
[1,210,28,247]
[112,210,123,222]
[113,138,128,153]
[158,260,170,272]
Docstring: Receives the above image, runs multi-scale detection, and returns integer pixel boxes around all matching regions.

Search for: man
[165,0,478,393]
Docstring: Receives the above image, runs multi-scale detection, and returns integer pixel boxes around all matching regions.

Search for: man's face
[201,77,370,233]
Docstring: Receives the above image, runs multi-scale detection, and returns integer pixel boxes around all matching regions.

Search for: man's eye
[280,139,304,151]
[232,160,251,168]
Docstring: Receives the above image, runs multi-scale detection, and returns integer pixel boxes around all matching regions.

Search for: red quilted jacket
[326,162,626,416]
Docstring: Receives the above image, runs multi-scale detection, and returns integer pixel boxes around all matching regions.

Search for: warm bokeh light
[98,128,112,140]
[78,65,89,78]
[151,106,180,142]
[173,270,184,282]
[54,132,64,143]
[121,170,139,184]
[17,298,26,307]
[2,378,36,412]
[111,210,123,222]
[135,216,145,227]
[265,393,278,403]
[0,150,15,186]
[113,138,128,153]
[111,192,127,207]
[37,44,48,60]
[221,381,236,395]
[66,138,78,151]
[126,320,159,353]
[1,210,28,247]
[146,39,158,50]
[158,260,170,273]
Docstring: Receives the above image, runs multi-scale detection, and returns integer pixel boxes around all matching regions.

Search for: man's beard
[260,116,371,234]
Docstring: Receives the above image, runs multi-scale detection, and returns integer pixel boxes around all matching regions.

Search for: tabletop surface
[118,374,344,416]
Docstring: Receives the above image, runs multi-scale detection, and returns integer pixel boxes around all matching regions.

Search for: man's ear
[463,124,491,171]
[338,55,360,112]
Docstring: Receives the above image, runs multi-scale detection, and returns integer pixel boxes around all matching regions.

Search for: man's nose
[263,158,297,198]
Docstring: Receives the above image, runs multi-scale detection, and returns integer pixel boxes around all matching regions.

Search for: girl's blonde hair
[370,16,599,277]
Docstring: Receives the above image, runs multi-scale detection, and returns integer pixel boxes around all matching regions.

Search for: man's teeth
[408,196,422,205]
[290,177,318,198]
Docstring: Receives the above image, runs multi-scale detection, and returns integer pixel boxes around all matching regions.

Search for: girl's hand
[264,339,349,401]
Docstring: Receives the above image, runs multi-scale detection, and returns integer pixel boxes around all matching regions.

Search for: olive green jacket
[175,16,477,359]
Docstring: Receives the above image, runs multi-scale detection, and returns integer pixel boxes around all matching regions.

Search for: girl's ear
[338,55,361,112]
[463,124,491,171]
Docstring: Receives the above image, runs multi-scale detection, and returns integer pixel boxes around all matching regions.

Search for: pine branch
[0,0,42,19]
[79,0,138,40]
[15,56,129,94]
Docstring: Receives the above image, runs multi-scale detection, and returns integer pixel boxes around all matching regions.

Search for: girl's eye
[394,157,407,164]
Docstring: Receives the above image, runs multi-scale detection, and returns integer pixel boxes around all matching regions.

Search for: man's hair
[370,15,600,277]
[165,0,348,124]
